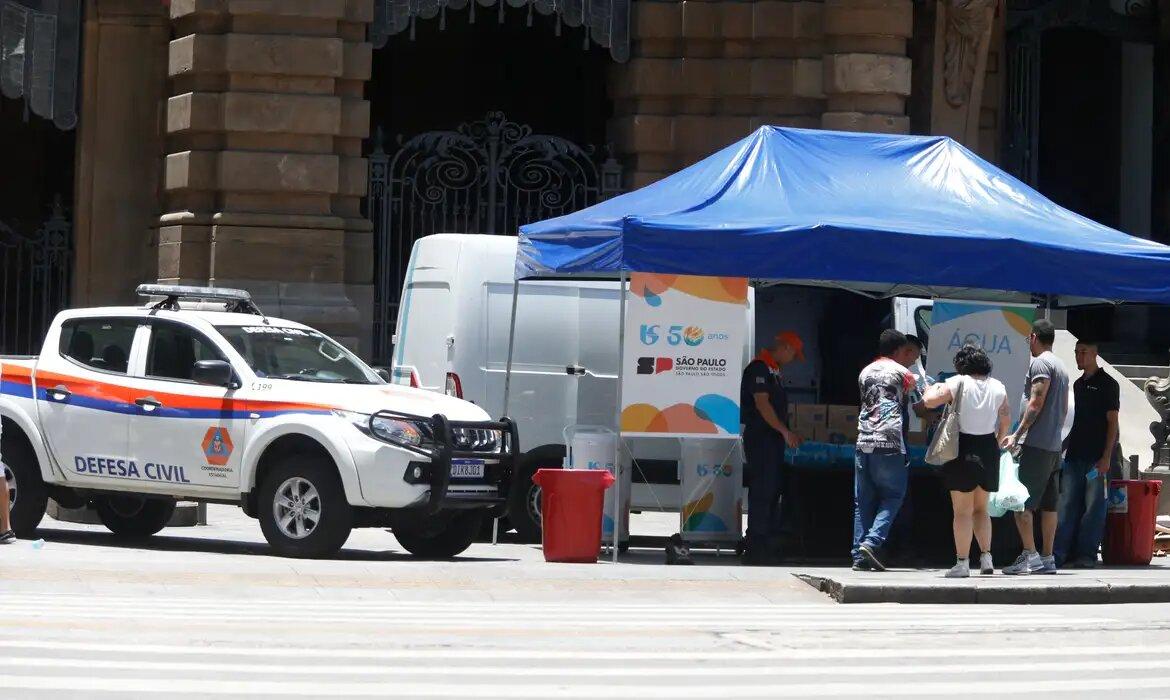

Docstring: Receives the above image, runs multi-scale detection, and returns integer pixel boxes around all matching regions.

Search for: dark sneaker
[0,530,15,545]
[858,543,886,571]
[851,559,872,572]
[665,534,694,565]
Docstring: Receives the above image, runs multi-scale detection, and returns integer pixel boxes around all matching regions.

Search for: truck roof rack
[136,284,265,316]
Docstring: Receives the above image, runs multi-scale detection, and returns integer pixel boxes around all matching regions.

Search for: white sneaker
[945,561,970,578]
[1002,551,1043,575]
[1037,555,1058,574]
[979,553,994,575]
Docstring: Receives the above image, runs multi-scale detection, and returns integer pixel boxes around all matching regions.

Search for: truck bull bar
[378,410,518,515]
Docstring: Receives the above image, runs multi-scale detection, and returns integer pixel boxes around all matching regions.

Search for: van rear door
[393,239,459,391]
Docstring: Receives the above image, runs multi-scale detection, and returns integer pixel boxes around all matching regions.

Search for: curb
[793,573,1170,604]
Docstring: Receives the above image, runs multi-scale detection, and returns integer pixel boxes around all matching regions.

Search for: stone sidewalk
[791,561,1170,604]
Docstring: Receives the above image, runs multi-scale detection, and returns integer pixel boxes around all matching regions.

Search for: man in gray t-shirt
[1001,319,1070,575]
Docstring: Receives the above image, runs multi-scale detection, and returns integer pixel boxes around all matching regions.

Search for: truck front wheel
[258,454,352,558]
[2,437,47,537]
[94,495,176,537]
[390,510,482,559]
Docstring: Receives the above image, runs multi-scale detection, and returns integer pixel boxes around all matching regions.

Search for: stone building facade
[1,0,1166,358]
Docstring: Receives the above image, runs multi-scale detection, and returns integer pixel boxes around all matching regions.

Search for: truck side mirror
[375,368,391,382]
[193,360,234,387]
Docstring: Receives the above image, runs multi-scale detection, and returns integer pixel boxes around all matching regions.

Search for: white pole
[502,279,520,417]
[613,270,628,563]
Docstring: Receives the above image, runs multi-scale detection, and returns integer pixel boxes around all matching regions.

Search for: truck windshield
[217,325,382,384]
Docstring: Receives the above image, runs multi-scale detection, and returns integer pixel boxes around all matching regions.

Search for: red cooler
[1103,479,1162,566]
[533,468,615,563]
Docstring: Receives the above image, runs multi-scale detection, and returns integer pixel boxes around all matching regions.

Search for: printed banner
[925,299,1037,417]
[620,273,748,438]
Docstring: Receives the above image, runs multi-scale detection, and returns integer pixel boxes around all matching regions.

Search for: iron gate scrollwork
[0,195,71,355]
[367,111,622,363]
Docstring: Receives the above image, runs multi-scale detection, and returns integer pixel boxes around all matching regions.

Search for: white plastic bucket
[679,438,742,544]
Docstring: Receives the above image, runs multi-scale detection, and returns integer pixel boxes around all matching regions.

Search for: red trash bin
[533,468,615,563]
[1103,479,1162,566]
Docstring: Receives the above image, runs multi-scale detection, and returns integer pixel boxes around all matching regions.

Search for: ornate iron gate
[0,195,71,355]
[367,111,622,363]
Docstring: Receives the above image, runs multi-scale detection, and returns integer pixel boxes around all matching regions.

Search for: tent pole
[503,279,520,417]
[613,269,628,563]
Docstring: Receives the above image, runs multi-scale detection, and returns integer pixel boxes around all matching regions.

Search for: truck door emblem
[202,427,234,465]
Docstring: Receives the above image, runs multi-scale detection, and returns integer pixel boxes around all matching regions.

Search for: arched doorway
[365,8,620,362]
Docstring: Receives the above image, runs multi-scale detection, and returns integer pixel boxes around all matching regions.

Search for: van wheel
[94,495,176,537]
[507,461,548,543]
[2,437,47,537]
[258,453,352,558]
[391,510,482,559]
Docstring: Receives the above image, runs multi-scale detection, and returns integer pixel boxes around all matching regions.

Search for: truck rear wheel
[2,437,47,537]
[94,495,176,537]
[258,453,352,558]
[391,510,482,559]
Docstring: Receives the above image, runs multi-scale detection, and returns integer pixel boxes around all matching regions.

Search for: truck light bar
[136,284,264,316]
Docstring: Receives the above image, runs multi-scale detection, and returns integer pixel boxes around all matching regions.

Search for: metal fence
[0,195,71,355]
[367,111,622,363]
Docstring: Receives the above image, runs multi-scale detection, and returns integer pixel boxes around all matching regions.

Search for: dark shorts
[941,432,1000,493]
[1018,445,1062,512]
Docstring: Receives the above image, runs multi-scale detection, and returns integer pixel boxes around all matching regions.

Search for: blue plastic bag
[989,451,1029,517]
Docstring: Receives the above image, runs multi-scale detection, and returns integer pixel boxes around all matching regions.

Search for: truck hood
[285,382,492,422]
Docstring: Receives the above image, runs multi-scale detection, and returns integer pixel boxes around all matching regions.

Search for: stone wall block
[821,111,909,133]
[823,0,912,39]
[210,226,344,282]
[344,0,376,23]
[681,1,721,41]
[342,41,373,81]
[169,34,226,77]
[157,224,212,281]
[610,59,681,98]
[609,115,675,153]
[753,1,823,41]
[218,151,340,193]
[714,59,751,97]
[681,58,719,97]
[337,156,369,197]
[823,53,911,95]
[222,93,341,135]
[226,0,348,19]
[166,150,218,190]
[340,98,371,138]
[223,34,343,77]
[721,2,754,40]
[167,92,221,133]
[633,1,682,40]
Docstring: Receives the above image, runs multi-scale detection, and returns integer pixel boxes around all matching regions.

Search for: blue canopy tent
[506,126,1170,559]
[516,126,1170,307]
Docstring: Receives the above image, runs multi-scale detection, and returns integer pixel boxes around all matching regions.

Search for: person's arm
[753,392,801,449]
[1003,377,1049,449]
[996,395,1011,445]
[921,381,953,410]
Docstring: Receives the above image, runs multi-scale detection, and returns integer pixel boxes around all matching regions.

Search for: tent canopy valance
[517,126,1170,307]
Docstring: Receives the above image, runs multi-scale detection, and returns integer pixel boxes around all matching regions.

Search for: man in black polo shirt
[1054,338,1120,568]
[740,331,804,565]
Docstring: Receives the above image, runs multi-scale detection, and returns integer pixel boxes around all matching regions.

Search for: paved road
[4,506,1170,698]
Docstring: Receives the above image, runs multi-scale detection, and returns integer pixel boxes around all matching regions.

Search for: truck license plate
[450,459,486,479]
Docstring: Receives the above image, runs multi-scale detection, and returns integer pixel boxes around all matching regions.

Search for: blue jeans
[1053,458,1107,566]
[852,451,909,562]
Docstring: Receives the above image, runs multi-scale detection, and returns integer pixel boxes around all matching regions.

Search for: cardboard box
[827,405,859,432]
[826,425,859,445]
[794,404,827,433]
[810,425,831,443]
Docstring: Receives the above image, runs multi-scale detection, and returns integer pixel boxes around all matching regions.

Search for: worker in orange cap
[739,331,805,565]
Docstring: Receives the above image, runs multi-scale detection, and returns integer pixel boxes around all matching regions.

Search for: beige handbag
[926,377,964,466]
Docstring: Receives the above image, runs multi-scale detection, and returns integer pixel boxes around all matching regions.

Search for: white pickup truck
[0,285,516,558]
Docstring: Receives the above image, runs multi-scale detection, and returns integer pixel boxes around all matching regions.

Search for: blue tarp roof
[517,126,1170,306]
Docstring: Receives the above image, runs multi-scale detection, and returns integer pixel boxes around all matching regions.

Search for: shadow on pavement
[34,527,519,563]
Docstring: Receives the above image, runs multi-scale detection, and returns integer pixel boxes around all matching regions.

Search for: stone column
[73,0,170,306]
[821,0,913,133]
[160,0,373,351]
[608,0,825,188]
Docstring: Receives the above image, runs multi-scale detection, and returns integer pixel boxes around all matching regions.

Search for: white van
[391,234,749,540]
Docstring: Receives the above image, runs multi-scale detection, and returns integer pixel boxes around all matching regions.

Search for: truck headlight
[334,410,430,449]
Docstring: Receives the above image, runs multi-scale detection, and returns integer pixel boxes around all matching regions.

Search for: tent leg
[503,280,520,417]
[613,270,628,563]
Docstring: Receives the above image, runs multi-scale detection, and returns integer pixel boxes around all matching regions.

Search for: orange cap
[775,331,805,361]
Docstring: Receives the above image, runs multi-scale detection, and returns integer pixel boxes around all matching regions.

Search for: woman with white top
[922,344,1011,578]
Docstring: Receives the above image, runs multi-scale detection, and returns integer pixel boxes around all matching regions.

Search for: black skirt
[940,432,1001,493]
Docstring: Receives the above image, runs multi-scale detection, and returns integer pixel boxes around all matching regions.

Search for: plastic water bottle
[29,539,44,550]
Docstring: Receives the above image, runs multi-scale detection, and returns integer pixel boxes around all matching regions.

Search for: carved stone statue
[1144,374,1170,469]
[943,0,999,108]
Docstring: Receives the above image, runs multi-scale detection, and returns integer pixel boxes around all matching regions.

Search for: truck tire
[391,510,482,559]
[507,459,553,543]
[258,453,352,558]
[94,495,176,537]
[2,437,47,537]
